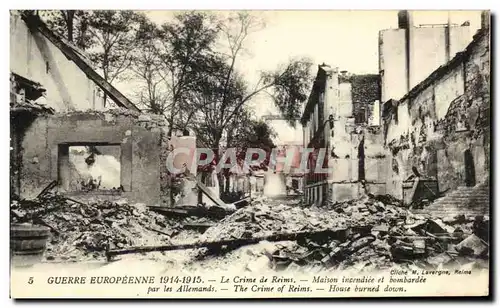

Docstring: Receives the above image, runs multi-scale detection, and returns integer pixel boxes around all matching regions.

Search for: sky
[137,10,482,145]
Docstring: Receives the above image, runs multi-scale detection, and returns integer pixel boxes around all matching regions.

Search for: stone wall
[10,12,104,112]
[379,22,471,104]
[18,110,169,206]
[437,29,490,190]
[384,29,490,197]
[363,126,387,194]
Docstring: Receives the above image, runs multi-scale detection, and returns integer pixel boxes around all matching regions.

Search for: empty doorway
[464,149,476,187]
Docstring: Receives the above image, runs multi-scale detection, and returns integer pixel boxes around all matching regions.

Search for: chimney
[481,11,490,30]
[398,10,412,29]
[400,10,414,92]
[445,12,451,62]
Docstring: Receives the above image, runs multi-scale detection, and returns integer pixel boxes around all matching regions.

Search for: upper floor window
[355,107,367,124]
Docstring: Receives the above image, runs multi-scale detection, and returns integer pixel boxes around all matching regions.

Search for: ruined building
[379,10,473,103]
[301,65,382,204]
[383,13,490,215]
[10,11,171,206]
[302,11,490,211]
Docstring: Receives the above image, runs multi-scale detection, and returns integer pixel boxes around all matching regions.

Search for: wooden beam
[148,205,231,220]
[105,228,349,261]
[21,14,141,112]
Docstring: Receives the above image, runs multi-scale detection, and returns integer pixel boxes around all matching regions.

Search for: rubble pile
[11,193,180,261]
[194,194,489,273]
[9,186,489,273]
[268,196,490,273]
[199,200,350,242]
[323,195,406,225]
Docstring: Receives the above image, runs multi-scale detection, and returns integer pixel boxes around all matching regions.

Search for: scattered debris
[187,194,490,273]
[11,192,180,261]
[9,183,489,273]
[198,201,350,243]
[455,234,488,257]
[106,228,349,261]
[148,204,233,220]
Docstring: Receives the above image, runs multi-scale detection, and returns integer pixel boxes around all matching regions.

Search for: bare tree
[87,11,144,106]
[182,12,311,197]
[130,18,170,115]
[130,11,222,135]
[189,12,312,149]
[157,12,222,136]
[39,10,93,50]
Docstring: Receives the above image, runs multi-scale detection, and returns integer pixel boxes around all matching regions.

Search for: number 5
[28,277,33,284]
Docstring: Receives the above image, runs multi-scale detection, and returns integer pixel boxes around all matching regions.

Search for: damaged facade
[19,111,169,205]
[302,10,490,211]
[384,19,490,214]
[379,10,473,103]
[10,11,171,206]
[301,65,382,204]
[10,11,105,111]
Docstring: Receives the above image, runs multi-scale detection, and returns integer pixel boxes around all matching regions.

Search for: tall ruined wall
[10,12,104,111]
[363,126,387,195]
[409,26,471,89]
[436,30,490,191]
[322,72,384,202]
[384,30,490,197]
[379,29,407,103]
[379,24,471,104]
[19,110,168,205]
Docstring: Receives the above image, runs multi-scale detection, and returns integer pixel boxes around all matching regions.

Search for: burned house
[10,11,171,206]
[383,16,490,214]
[301,65,383,205]
[379,10,473,104]
[302,11,490,210]
[9,11,491,293]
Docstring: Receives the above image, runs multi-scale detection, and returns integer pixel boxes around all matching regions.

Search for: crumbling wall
[10,12,103,111]
[325,117,358,204]
[436,30,490,190]
[385,101,411,144]
[325,73,384,201]
[19,116,52,198]
[384,30,490,196]
[327,121,387,199]
[407,85,439,179]
[130,116,165,204]
[434,65,465,120]
[363,126,387,195]
[19,110,167,205]
[379,29,408,103]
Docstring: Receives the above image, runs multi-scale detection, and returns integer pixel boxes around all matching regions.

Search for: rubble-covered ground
[199,200,350,242]
[11,191,489,274]
[11,192,212,262]
[187,194,489,273]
